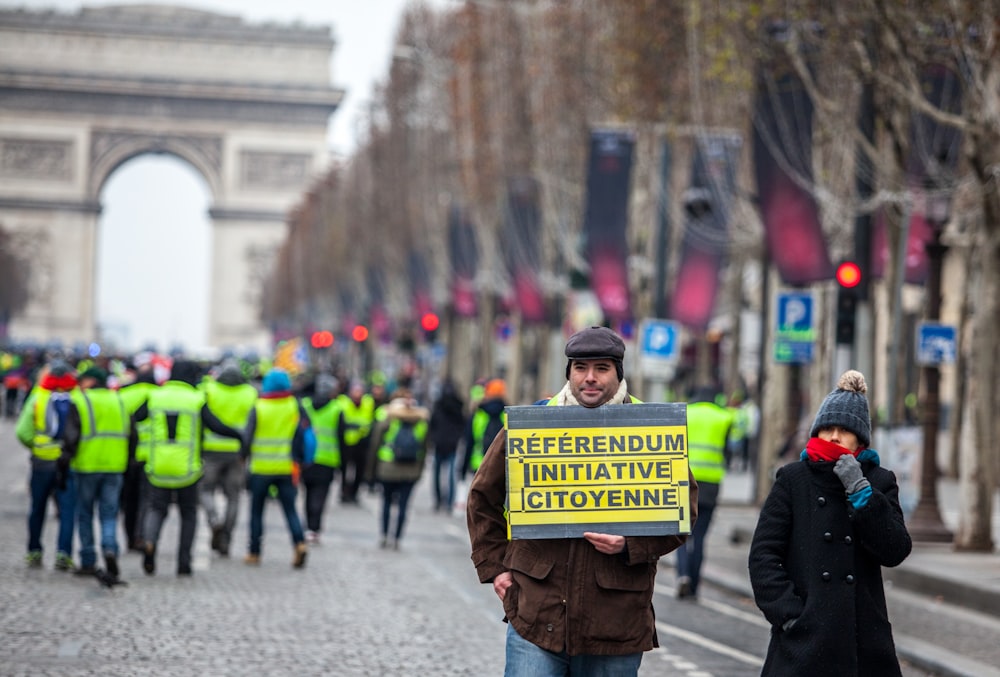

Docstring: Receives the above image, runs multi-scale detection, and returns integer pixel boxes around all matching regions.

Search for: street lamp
[908,187,953,543]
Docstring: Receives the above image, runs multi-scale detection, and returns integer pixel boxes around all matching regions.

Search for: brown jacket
[366,397,429,484]
[467,405,699,656]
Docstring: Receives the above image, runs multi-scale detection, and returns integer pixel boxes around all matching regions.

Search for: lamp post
[908,188,953,543]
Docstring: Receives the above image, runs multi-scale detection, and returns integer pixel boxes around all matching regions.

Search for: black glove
[833,454,870,495]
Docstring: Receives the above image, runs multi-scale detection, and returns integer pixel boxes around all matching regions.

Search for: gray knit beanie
[809,370,872,447]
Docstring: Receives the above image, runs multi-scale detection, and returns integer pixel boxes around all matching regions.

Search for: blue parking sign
[774,292,815,364]
[916,323,957,365]
[641,320,679,361]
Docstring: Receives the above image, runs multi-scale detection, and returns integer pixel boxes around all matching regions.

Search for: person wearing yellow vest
[336,379,376,505]
[199,359,258,557]
[133,360,242,577]
[15,359,79,571]
[240,369,314,568]
[365,389,429,550]
[117,364,157,553]
[301,373,341,544]
[675,386,734,599]
[461,378,507,482]
[61,366,134,583]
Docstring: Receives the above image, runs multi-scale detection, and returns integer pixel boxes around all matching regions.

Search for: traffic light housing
[420,312,440,343]
[835,261,861,345]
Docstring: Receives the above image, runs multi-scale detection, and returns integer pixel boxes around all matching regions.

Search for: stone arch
[0,5,342,351]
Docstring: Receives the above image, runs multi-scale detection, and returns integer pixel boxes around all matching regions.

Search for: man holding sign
[467,326,699,676]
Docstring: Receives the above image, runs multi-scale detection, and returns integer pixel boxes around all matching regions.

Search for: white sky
[2,0,447,353]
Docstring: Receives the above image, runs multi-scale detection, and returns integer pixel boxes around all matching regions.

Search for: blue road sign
[641,319,680,362]
[916,323,957,365]
[774,291,815,364]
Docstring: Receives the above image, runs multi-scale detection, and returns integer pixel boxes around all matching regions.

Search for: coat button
[823,532,832,542]
[822,571,831,582]
[844,535,852,545]
[818,496,826,506]
[546,624,554,632]
[846,574,855,584]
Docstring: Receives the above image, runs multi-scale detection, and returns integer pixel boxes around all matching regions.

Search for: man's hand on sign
[583,532,626,555]
[493,571,513,600]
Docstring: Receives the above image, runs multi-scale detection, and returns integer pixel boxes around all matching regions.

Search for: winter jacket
[366,397,429,484]
[429,385,466,456]
[748,451,911,677]
[466,385,698,657]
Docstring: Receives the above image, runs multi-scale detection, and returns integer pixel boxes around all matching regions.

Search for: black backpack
[391,420,421,463]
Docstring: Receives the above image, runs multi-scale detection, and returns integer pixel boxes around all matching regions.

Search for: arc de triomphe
[0,5,342,352]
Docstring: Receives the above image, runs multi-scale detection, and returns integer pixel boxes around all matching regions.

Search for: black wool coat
[748,455,912,677]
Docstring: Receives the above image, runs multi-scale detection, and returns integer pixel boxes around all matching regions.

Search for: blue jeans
[504,624,642,677]
[676,499,717,595]
[379,480,415,541]
[27,466,76,556]
[74,472,123,568]
[248,474,304,555]
[432,451,457,510]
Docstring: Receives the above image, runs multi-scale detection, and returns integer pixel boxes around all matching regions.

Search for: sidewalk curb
[883,564,1000,618]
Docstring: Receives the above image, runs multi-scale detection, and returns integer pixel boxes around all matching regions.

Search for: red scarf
[40,374,77,391]
[805,436,859,462]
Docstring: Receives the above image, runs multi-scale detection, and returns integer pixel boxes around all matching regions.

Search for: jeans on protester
[247,474,305,555]
[339,442,367,503]
[503,624,643,677]
[199,455,243,545]
[74,472,123,568]
[143,482,200,572]
[379,480,416,543]
[432,450,457,511]
[120,460,148,549]
[27,466,76,556]
[301,463,336,533]
[675,496,717,596]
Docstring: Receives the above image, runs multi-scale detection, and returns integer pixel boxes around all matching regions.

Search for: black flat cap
[565,326,626,361]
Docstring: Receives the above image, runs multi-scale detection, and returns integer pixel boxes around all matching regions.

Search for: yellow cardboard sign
[504,403,690,539]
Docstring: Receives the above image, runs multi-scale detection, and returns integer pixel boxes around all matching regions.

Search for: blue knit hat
[809,370,872,447]
[262,369,291,394]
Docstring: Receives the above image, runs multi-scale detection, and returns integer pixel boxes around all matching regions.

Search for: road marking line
[655,621,764,667]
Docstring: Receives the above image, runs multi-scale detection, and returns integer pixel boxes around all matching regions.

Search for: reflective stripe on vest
[145,382,205,488]
[686,402,733,485]
[70,388,129,473]
[203,381,257,453]
[31,389,64,461]
[249,397,299,475]
[337,394,375,446]
[377,418,428,463]
[304,398,341,468]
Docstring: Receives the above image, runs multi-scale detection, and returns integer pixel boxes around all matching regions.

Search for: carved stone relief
[243,242,276,306]
[12,227,53,308]
[89,129,223,197]
[241,151,312,189]
[0,138,73,181]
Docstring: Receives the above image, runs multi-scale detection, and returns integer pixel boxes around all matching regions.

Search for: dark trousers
[27,466,75,555]
[120,461,147,549]
[339,442,367,503]
[247,474,304,555]
[302,463,336,533]
[432,450,457,510]
[143,482,199,572]
[380,480,416,542]
[676,498,717,595]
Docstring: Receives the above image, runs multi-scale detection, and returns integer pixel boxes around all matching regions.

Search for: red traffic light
[310,330,334,349]
[420,312,440,333]
[351,325,369,342]
[836,261,862,288]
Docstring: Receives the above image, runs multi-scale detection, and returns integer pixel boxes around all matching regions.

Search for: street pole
[908,216,953,542]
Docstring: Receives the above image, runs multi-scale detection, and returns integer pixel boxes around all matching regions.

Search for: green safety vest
[304,397,341,468]
[30,389,70,461]
[337,393,375,446]
[119,381,156,463]
[686,402,733,485]
[727,405,749,442]
[70,388,130,473]
[376,418,429,463]
[145,381,206,488]
[249,397,299,476]
[469,408,507,472]
[202,380,257,453]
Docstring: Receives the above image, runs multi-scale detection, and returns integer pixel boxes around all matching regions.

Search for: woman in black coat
[428,379,466,512]
[749,371,912,677]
